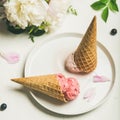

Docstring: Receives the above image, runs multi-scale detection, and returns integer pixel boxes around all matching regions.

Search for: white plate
[24,33,115,115]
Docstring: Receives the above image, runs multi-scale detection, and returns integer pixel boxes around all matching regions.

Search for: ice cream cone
[11,74,67,102]
[74,16,97,73]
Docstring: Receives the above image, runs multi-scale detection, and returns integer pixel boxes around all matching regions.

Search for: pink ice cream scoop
[65,53,81,73]
[57,73,80,101]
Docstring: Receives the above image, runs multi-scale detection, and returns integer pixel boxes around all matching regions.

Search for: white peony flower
[46,0,71,31]
[3,0,71,30]
[4,0,48,29]
[1,0,73,41]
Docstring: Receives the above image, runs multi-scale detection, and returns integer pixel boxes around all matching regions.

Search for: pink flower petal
[93,75,110,83]
[0,52,20,64]
[83,87,96,101]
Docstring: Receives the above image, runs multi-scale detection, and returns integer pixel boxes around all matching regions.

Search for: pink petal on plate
[0,52,20,64]
[83,87,96,101]
[93,75,110,83]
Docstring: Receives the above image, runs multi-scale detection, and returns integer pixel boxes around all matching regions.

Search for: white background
[0,0,120,120]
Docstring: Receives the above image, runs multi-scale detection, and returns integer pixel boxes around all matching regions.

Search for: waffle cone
[11,74,67,102]
[74,16,97,73]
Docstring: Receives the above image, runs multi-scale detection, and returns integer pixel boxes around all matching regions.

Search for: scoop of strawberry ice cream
[57,73,80,101]
[65,53,81,73]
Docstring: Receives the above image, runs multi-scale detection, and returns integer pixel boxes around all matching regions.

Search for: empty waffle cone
[74,16,97,73]
[11,74,67,102]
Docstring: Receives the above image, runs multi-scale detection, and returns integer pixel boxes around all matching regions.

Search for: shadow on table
[11,82,98,118]
[0,21,8,35]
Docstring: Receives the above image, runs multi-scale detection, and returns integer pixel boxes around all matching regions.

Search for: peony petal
[0,52,20,64]
[83,87,96,101]
[93,75,110,83]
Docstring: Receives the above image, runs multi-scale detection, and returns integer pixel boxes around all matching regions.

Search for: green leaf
[108,0,119,12]
[45,0,50,3]
[6,21,25,34]
[29,34,34,42]
[100,0,109,4]
[110,0,116,3]
[91,1,106,10]
[101,7,109,22]
[67,5,78,15]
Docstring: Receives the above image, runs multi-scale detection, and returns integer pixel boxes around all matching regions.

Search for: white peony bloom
[4,0,48,29]
[46,0,71,31]
[3,0,71,31]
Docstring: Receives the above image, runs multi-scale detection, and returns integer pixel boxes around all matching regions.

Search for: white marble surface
[0,0,120,120]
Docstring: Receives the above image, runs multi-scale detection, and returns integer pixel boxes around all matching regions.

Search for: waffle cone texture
[74,16,97,73]
[11,74,67,102]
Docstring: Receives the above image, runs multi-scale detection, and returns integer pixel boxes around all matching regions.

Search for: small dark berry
[0,103,7,111]
[110,29,117,35]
